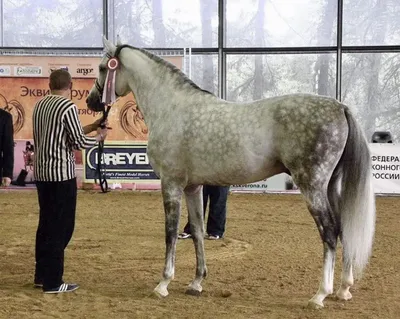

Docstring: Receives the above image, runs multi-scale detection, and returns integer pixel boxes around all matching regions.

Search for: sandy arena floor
[0,190,399,319]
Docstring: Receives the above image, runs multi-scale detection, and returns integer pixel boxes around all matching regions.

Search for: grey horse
[86,36,376,309]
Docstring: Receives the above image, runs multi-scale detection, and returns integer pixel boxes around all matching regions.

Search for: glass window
[341,53,400,141]
[226,54,336,102]
[225,0,338,47]
[3,0,103,47]
[114,0,218,48]
[187,54,219,96]
[343,0,400,46]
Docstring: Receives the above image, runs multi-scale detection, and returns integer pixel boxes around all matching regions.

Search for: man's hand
[96,127,108,142]
[83,118,109,134]
[93,118,107,128]
[1,177,11,187]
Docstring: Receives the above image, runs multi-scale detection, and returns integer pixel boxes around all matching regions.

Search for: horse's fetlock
[323,232,338,250]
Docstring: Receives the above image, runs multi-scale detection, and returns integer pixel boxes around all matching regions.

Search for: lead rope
[95,104,112,193]
[94,54,120,193]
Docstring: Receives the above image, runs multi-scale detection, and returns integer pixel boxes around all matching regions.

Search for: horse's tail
[328,105,376,277]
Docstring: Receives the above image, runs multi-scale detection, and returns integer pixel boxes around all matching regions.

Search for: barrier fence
[3,55,400,194]
[79,141,400,194]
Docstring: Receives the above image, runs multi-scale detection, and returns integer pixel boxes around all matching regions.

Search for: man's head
[49,69,72,93]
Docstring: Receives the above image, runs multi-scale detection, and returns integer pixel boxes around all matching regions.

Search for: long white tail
[329,106,376,277]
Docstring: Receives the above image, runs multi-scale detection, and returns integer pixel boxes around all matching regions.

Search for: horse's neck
[122,49,218,130]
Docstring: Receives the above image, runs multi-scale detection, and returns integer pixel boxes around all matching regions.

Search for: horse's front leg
[153,178,184,298]
[184,185,207,296]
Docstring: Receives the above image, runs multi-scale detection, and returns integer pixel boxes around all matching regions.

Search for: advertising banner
[0,77,150,141]
[370,143,400,194]
[83,141,160,184]
[0,54,182,184]
[230,143,400,194]
[0,55,182,141]
[0,55,183,79]
[12,139,36,185]
[230,173,295,193]
[230,179,269,192]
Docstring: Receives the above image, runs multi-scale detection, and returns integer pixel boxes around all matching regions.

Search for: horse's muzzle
[86,95,105,112]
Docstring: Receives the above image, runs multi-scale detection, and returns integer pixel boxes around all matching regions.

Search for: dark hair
[49,69,72,91]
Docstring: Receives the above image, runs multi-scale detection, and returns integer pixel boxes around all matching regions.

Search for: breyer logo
[0,66,11,76]
[96,152,149,166]
[15,66,42,76]
[76,68,94,76]
[86,146,152,170]
[84,144,159,181]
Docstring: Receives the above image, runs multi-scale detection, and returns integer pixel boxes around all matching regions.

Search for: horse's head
[86,36,131,112]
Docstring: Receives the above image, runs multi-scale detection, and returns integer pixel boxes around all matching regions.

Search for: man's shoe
[206,234,221,240]
[34,282,43,288]
[43,283,79,294]
[178,232,192,239]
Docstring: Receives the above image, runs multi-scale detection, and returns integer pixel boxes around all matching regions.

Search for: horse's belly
[188,150,284,186]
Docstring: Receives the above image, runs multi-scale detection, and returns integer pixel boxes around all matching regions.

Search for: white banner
[230,144,400,194]
[370,143,400,194]
[230,173,291,192]
[231,179,269,192]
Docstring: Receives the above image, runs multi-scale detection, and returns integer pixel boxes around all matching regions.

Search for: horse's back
[149,93,349,186]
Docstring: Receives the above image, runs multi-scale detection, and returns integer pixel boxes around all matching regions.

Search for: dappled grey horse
[86,36,376,309]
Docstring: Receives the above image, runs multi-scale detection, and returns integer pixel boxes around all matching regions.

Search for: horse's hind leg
[184,185,207,296]
[308,240,337,309]
[301,190,339,309]
[154,178,184,298]
[336,244,354,301]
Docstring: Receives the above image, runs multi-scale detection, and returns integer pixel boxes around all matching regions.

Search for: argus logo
[76,68,94,76]
[0,66,11,76]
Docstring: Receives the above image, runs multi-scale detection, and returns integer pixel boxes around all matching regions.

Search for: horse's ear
[102,35,116,55]
[116,34,123,46]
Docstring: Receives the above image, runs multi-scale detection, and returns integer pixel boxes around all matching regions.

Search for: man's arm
[2,112,14,179]
[83,117,108,134]
[64,104,100,150]
[83,123,97,134]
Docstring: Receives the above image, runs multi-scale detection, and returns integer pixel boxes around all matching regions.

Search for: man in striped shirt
[32,69,108,294]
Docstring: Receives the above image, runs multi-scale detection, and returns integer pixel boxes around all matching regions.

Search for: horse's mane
[116,44,214,96]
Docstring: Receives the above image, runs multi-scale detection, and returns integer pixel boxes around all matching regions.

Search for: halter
[94,45,131,193]
[94,45,132,101]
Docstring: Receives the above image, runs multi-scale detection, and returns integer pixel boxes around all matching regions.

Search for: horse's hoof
[153,287,169,298]
[336,289,352,301]
[185,288,202,296]
[307,299,324,309]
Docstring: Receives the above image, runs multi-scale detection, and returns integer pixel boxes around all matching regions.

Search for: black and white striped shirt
[33,95,97,182]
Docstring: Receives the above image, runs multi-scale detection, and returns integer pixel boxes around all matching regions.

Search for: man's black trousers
[183,185,229,237]
[34,178,77,290]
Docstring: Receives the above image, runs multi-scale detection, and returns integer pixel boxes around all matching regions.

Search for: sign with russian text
[370,143,400,194]
[0,55,182,141]
[82,141,160,183]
